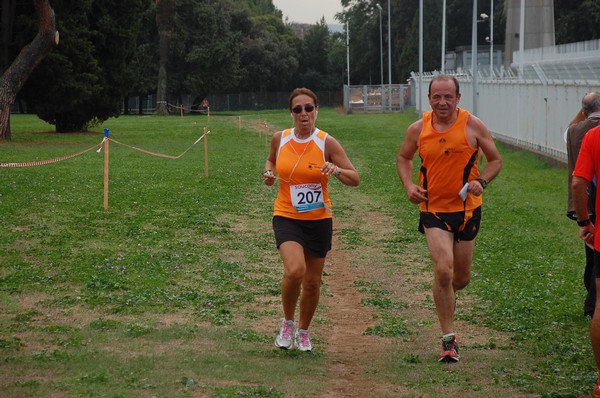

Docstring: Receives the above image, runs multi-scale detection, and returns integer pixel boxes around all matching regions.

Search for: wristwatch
[577,219,591,227]
[476,178,487,189]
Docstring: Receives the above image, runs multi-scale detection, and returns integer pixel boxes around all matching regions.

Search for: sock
[443,333,455,341]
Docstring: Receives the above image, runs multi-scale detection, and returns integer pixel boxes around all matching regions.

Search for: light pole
[478,10,493,77]
[346,19,350,86]
[376,3,383,111]
[489,0,494,77]
[387,0,392,108]
[418,0,423,117]
[441,0,446,72]
[471,0,478,116]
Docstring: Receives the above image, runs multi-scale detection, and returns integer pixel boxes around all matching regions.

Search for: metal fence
[411,39,600,163]
[342,84,409,113]
[121,90,344,115]
[121,87,406,115]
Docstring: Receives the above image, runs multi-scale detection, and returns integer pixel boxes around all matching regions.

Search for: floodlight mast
[375,3,383,111]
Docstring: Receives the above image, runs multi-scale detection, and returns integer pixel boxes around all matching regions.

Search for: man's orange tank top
[418,108,482,213]
[274,128,332,220]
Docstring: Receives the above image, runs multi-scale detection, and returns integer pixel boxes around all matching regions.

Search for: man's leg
[424,227,456,334]
[585,244,596,317]
[590,278,600,395]
[452,239,475,293]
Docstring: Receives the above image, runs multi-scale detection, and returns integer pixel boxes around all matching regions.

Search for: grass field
[0,109,596,397]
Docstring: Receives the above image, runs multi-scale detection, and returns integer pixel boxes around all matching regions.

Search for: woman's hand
[321,161,341,177]
[263,169,276,186]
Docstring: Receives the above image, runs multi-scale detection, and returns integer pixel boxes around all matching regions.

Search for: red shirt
[573,125,600,249]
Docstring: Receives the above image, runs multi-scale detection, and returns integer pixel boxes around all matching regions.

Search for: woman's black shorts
[273,216,332,258]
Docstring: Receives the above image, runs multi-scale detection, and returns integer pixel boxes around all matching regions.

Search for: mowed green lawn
[0,109,595,397]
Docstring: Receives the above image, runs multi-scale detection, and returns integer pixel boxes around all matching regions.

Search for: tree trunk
[0,0,57,141]
[138,94,146,115]
[155,0,176,116]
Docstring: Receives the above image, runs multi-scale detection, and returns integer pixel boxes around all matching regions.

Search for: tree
[124,3,159,115]
[340,0,510,85]
[327,31,347,90]
[16,0,148,132]
[155,0,175,115]
[296,19,332,89]
[0,0,57,140]
[166,0,248,102]
[245,0,281,18]
[554,0,600,44]
[238,15,299,92]
[398,0,443,80]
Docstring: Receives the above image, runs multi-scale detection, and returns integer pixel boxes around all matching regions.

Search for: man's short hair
[582,92,600,116]
[428,74,460,96]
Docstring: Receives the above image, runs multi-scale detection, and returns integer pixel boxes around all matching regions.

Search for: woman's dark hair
[289,88,318,111]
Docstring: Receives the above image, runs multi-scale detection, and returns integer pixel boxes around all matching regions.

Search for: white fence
[412,39,600,163]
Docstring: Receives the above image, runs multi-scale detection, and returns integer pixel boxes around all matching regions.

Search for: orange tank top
[274,128,332,220]
[418,109,482,213]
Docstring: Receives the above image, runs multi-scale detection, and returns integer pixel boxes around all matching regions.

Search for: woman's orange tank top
[274,128,332,220]
[418,109,482,213]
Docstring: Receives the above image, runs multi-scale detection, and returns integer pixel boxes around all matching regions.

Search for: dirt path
[318,229,405,397]
[317,205,536,397]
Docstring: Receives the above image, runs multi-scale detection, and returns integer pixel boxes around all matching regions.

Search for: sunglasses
[292,104,315,114]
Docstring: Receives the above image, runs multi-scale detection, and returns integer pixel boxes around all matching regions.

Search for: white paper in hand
[458,183,469,201]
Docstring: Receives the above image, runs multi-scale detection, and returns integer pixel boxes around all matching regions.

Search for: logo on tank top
[444,147,463,156]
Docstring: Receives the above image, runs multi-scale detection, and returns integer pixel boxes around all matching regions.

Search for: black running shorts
[418,206,482,242]
[272,216,332,258]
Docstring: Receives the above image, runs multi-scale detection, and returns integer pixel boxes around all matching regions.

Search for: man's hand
[406,183,427,204]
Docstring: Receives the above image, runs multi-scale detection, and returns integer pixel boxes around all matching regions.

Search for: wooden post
[180,104,183,118]
[103,129,110,211]
[258,115,261,138]
[238,116,241,135]
[264,121,268,146]
[204,127,209,178]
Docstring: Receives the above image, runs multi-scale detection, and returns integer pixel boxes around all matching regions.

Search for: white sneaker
[275,319,295,349]
[295,329,312,352]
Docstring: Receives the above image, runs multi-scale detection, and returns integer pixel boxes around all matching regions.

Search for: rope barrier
[107,131,209,159]
[1,131,209,167]
[0,142,103,168]
[1,126,213,211]
[165,102,209,114]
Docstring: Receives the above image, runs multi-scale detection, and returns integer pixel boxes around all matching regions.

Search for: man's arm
[573,175,595,246]
[573,175,591,221]
[569,109,586,127]
[397,120,427,204]
[469,116,503,182]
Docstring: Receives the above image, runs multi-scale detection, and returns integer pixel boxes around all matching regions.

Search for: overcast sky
[271,0,343,25]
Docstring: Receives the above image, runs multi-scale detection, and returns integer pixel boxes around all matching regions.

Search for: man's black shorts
[418,206,482,241]
[273,216,332,258]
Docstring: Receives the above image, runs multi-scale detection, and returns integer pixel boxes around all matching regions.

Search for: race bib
[290,183,324,212]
